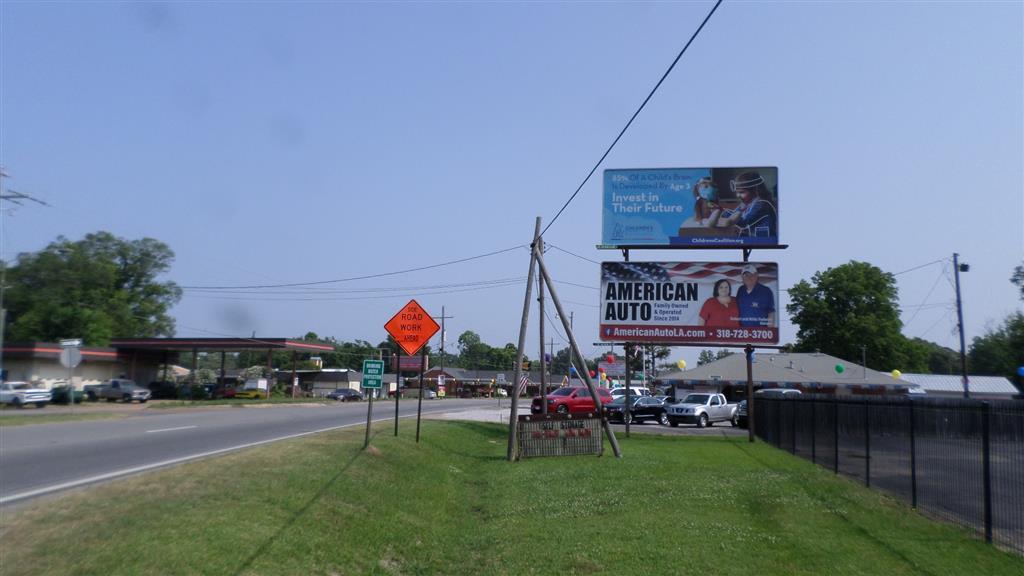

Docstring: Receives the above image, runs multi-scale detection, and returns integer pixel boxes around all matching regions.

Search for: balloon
[599,372,606,381]
[676,360,687,370]
[544,353,552,362]
[835,364,845,374]
[1018,366,1024,377]
[606,354,615,364]
[598,367,605,373]
[589,370,596,378]
[569,367,577,375]
[891,369,902,379]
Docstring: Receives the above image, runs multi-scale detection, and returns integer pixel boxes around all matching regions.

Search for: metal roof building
[656,352,916,400]
[898,373,1021,400]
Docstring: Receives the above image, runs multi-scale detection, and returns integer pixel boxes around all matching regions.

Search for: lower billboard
[599,262,779,345]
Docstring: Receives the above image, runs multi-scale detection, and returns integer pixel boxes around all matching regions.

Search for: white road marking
[145,425,198,434]
[0,411,441,506]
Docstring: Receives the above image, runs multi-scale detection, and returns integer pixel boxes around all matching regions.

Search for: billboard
[602,167,778,247]
[392,355,428,372]
[599,262,779,345]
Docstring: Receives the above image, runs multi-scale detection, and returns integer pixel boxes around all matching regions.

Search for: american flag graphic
[602,262,777,285]
[516,374,530,396]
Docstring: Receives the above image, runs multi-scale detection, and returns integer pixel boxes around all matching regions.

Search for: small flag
[517,374,530,396]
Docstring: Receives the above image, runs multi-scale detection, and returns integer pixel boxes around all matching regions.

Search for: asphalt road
[0,398,490,506]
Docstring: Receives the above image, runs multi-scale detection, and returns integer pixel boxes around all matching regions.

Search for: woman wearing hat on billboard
[697,279,741,328]
[706,171,777,238]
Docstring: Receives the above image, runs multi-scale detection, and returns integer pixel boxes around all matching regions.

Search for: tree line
[3,232,1021,382]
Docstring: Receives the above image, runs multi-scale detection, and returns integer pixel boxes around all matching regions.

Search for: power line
[183,277,526,295]
[903,264,947,327]
[184,280,523,302]
[541,0,724,236]
[547,243,601,265]
[893,258,948,276]
[180,245,526,290]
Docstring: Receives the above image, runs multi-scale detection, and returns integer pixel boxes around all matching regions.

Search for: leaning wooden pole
[535,248,622,458]
[506,218,542,461]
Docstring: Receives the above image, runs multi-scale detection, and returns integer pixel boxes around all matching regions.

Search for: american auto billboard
[602,167,778,247]
[599,262,779,345]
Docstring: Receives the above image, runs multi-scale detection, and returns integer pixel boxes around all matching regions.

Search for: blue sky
[2,1,1022,369]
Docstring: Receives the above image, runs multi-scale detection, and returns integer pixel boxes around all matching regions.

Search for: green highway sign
[362,359,385,389]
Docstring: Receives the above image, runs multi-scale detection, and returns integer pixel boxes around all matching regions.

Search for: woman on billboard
[696,279,741,327]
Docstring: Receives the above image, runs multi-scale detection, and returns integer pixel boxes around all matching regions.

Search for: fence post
[864,399,871,488]
[811,399,816,464]
[791,398,797,454]
[776,398,782,447]
[982,402,992,544]
[834,399,840,475]
[909,400,917,508]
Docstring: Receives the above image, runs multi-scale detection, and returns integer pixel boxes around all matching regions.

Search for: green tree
[1012,262,1024,301]
[905,337,959,374]
[697,349,734,366]
[5,232,181,345]
[968,312,1024,379]
[787,261,918,372]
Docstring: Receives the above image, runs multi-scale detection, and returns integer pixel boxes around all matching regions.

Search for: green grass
[148,397,331,409]
[0,413,126,427]
[1,422,1020,576]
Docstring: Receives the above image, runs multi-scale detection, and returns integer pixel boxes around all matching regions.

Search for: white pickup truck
[0,382,52,408]
[666,393,738,428]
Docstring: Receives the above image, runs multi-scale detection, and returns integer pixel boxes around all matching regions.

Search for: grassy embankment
[1,421,1020,576]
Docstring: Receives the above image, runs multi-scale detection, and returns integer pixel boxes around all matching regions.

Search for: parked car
[605,395,669,425]
[203,384,237,399]
[531,386,613,415]
[737,388,803,428]
[234,379,269,399]
[84,379,151,403]
[666,393,738,428]
[234,389,266,399]
[49,384,85,405]
[326,388,364,402]
[0,381,51,408]
[402,387,437,399]
[609,386,651,398]
[148,381,181,400]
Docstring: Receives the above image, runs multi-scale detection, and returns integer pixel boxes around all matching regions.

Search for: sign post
[60,339,82,409]
[394,348,401,436]
[384,300,440,442]
[361,359,384,450]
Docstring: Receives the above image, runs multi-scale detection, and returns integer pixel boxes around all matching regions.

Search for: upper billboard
[599,261,779,345]
[602,167,778,247]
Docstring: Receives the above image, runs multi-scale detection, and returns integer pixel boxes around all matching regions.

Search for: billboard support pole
[506,218,541,461]
[536,247,622,458]
[746,345,755,443]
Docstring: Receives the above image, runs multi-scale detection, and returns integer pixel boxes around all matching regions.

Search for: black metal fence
[754,396,1024,555]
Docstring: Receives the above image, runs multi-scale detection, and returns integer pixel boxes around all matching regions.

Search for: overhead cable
[541,0,724,236]
[180,245,526,290]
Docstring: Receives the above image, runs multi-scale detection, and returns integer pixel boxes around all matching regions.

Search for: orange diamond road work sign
[384,299,440,357]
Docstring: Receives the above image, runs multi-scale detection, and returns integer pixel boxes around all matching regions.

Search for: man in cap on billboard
[736,264,775,327]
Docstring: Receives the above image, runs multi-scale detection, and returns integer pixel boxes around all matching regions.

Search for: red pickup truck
[531,386,613,415]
